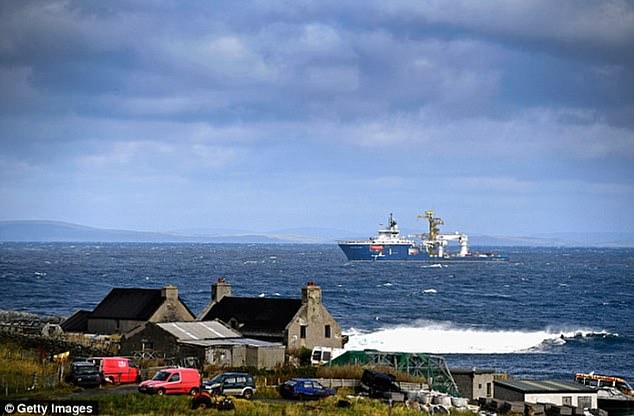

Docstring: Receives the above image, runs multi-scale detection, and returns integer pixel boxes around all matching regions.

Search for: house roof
[156,321,241,340]
[495,380,596,394]
[200,296,303,333]
[90,288,167,320]
[60,310,90,332]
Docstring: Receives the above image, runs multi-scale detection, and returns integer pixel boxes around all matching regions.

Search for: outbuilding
[451,368,496,400]
[494,379,597,409]
[121,320,285,369]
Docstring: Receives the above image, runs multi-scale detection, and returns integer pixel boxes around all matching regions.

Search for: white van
[310,346,345,366]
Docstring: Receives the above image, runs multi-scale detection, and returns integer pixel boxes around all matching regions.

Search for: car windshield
[73,365,97,375]
[207,374,225,384]
[152,371,171,381]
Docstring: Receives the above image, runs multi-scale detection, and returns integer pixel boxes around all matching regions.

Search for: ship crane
[417,210,470,257]
[437,232,470,257]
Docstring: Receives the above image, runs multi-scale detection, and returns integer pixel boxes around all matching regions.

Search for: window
[578,396,592,409]
[325,325,331,338]
[169,373,180,382]
[300,325,307,339]
[562,396,572,406]
[486,382,492,397]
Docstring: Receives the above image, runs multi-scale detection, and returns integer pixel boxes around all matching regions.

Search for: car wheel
[297,393,305,401]
[243,389,253,400]
[157,388,166,396]
[189,387,199,396]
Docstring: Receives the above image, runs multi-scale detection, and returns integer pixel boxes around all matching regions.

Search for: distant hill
[0,221,287,243]
[0,220,632,247]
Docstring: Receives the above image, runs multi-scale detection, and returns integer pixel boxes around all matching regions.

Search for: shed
[180,338,285,370]
[121,320,285,369]
[494,379,597,409]
[451,368,496,400]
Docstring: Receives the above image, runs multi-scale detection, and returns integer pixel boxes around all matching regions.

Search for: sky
[1,0,633,236]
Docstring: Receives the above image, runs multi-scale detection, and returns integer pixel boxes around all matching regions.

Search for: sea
[1,243,633,383]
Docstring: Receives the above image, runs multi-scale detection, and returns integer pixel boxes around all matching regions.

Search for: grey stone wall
[246,345,285,369]
[120,323,180,358]
[286,303,343,352]
[150,299,195,323]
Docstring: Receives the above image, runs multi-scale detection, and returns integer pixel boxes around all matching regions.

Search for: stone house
[61,285,195,335]
[120,320,285,369]
[198,278,345,353]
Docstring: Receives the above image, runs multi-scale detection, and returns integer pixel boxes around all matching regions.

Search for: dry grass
[0,340,61,395]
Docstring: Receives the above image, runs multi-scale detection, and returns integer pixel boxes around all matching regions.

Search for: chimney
[212,277,232,303]
[161,284,178,301]
[301,280,321,305]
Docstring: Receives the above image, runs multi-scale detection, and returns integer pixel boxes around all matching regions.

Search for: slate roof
[200,297,303,333]
[60,310,90,332]
[156,321,241,340]
[90,288,166,320]
[495,380,596,394]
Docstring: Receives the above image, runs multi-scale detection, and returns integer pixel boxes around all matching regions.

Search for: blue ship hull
[338,242,506,262]
[338,242,427,261]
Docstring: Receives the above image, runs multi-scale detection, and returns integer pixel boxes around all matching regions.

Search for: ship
[337,211,505,262]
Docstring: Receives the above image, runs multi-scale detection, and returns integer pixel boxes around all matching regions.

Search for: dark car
[69,361,102,388]
[202,372,256,399]
[360,369,403,399]
[279,378,336,400]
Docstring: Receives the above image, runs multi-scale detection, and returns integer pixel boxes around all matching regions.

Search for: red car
[138,367,201,396]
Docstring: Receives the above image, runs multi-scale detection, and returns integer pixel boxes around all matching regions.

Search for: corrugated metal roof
[495,379,596,394]
[156,320,241,340]
[179,337,284,348]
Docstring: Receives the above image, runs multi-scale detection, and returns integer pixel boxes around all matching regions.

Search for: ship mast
[418,210,443,241]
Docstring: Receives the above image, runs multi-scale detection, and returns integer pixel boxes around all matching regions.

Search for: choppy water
[2,243,633,382]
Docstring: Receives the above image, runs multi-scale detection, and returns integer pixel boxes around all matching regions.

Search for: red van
[138,367,201,396]
[88,356,140,384]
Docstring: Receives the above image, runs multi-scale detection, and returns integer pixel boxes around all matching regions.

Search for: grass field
[0,338,473,415]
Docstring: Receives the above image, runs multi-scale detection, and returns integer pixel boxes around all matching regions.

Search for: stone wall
[150,299,195,323]
[286,303,343,352]
[119,323,180,358]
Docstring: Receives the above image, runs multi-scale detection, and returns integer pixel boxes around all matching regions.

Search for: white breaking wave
[343,321,614,354]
